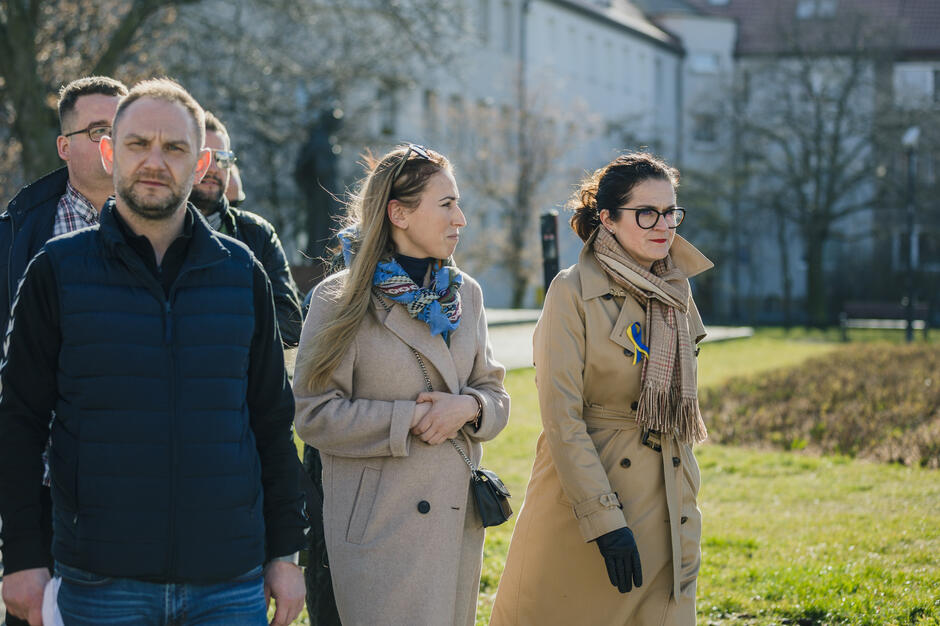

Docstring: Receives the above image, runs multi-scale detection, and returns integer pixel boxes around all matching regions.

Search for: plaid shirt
[53,180,99,237]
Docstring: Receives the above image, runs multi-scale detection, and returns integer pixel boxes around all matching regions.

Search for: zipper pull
[164,301,172,343]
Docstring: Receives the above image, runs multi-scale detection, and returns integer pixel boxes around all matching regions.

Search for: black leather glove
[594,527,643,593]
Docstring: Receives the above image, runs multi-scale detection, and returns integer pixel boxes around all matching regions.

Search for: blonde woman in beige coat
[293,145,510,626]
[491,153,713,626]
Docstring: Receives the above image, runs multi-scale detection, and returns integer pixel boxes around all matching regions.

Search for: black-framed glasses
[391,143,432,181]
[619,207,686,229]
[212,150,237,169]
[62,123,111,143]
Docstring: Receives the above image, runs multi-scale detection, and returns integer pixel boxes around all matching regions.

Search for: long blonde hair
[299,145,452,392]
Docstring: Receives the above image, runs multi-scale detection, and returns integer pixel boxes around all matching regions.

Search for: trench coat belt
[583,405,684,601]
[581,406,638,430]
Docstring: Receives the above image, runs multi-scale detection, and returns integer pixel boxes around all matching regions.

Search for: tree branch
[91,0,200,76]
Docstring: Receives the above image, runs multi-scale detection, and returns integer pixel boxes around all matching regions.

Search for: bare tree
[0,0,466,265]
[736,8,899,325]
[164,0,466,256]
[0,0,201,183]
[458,86,585,308]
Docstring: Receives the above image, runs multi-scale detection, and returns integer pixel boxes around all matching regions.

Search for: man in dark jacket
[0,75,127,626]
[0,76,128,340]
[189,111,302,347]
[0,78,306,626]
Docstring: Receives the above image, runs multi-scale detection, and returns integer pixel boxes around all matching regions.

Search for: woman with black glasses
[492,152,713,625]
[293,145,510,626]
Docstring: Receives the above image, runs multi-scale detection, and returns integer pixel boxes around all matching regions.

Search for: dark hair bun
[567,152,679,242]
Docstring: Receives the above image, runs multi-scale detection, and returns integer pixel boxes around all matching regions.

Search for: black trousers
[302,445,341,626]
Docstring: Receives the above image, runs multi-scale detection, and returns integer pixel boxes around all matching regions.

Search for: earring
[606,227,614,234]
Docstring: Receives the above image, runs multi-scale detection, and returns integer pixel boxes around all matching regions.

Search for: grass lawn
[288,328,940,624]
[474,330,940,625]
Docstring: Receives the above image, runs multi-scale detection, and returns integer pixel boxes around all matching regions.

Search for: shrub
[700,344,940,468]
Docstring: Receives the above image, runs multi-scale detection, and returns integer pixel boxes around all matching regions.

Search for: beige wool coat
[294,270,510,626]
[491,232,713,626]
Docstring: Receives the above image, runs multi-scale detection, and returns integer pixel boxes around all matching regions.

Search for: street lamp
[901,126,920,343]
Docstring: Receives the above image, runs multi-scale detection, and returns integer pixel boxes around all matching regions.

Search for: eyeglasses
[391,143,432,181]
[619,207,686,229]
[62,123,111,143]
[212,150,237,169]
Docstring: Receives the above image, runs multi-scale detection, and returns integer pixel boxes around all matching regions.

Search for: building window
[502,0,514,54]
[424,90,439,138]
[569,26,578,74]
[796,0,837,19]
[920,231,940,269]
[500,104,514,154]
[604,40,613,87]
[707,0,729,4]
[447,95,465,148]
[586,34,596,80]
[378,86,397,136]
[934,69,940,104]
[545,17,556,63]
[478,0,490,44]
[693,114,718,143]
[654,57,664,103]
[622,46,630,93]
[689,52,721,74]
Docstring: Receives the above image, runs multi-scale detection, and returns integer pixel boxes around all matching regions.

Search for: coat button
[603,293,613,300]
[417,500,431,514]
[623,348,633,357]
[672,457,681,467]
[630,401,638,410]
[681,516,688,524]
[620,458,631,468]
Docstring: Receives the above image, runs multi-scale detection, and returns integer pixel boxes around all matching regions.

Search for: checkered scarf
[593,228,707,444]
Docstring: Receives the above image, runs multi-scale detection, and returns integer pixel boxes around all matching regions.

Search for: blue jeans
[55,562,267,625]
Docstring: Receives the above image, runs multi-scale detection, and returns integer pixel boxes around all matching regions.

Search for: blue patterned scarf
[338,226,463,341]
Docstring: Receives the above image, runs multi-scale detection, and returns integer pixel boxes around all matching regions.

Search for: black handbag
[470,467,513,528]
[408,343,513,528]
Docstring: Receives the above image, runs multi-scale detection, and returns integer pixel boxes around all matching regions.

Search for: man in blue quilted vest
[0,78,306,626]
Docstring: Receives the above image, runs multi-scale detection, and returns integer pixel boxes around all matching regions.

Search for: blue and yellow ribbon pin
[628,322,650,365]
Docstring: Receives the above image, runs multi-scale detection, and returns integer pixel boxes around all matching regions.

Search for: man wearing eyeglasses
[188,111,302,347]
[0,75,127,626]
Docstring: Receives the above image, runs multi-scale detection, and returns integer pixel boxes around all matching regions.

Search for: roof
[543,0,685,53]
[630,0,704,17]
[681,0,940,58]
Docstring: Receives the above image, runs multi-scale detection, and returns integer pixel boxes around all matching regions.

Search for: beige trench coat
[491,232,713,626]
[294,270,510,626]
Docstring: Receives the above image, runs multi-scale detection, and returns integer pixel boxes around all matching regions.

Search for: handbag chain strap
[372,288,477,474]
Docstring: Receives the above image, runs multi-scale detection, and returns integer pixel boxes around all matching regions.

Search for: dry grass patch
[701,344,940,468]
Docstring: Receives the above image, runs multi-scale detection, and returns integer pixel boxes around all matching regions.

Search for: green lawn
[474,330,940,625]
[288,329,940,624]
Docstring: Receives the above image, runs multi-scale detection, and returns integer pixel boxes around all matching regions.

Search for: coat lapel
[608,296,644,352]
[378,299,461,395]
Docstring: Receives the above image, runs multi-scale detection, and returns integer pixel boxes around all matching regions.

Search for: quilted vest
[46,205,264,582]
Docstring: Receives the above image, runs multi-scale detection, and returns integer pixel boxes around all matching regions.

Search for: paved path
[486,311,753,371]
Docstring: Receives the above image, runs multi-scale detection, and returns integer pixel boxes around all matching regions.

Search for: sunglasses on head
[391,144,432,181]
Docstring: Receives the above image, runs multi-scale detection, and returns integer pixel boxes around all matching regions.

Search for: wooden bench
[839,301,930,341]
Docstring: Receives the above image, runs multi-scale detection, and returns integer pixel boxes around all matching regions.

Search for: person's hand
[410,392,478,445]
[263,560,305,626]
[2,567,50,625]
[409,401,432,431]
[594,527,643,593]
